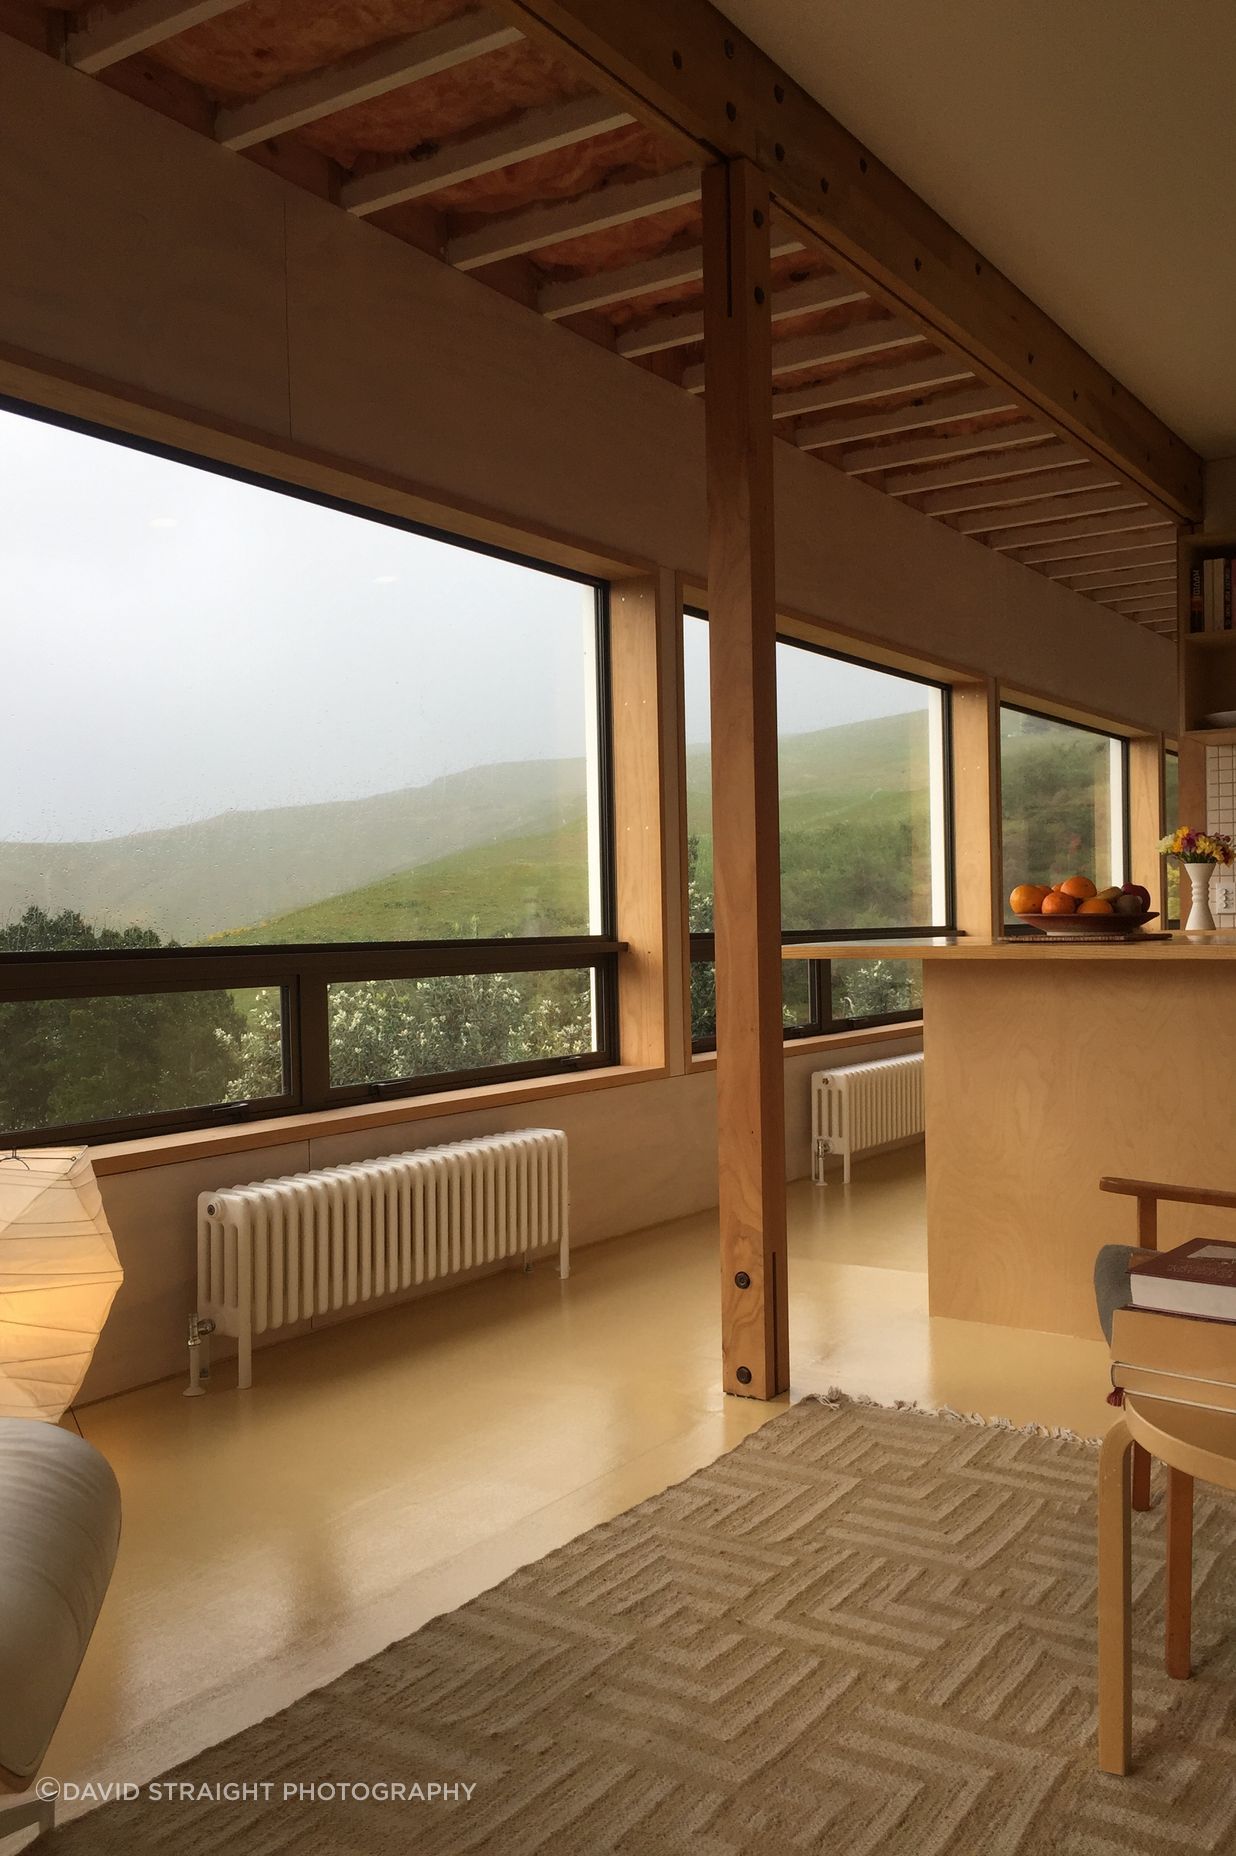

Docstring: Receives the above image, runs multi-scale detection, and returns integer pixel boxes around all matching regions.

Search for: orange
[1041,891,1077,914]
[1009,883,1050,915]
[1078,896,1114,914]
[1060,875,1097,900]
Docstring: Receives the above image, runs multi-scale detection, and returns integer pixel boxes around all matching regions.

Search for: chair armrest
[1100,1176,1236,1249]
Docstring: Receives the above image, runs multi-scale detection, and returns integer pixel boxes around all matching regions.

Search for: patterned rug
[45,1395,1236,1854]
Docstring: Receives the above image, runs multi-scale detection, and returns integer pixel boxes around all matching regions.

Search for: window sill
[688,1020,922,1074]
[88,1063,667,1176]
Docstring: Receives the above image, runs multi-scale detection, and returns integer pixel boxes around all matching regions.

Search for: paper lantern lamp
[0,1149,123,1422]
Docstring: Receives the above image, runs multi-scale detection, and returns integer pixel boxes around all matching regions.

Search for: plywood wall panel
[0,43,292,435]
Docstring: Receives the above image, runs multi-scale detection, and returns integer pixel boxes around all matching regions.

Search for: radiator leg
[559,1229,570,1280]
[184,1314,215,1398]
[237,1329,253,1392]
[843,1153,852,1186]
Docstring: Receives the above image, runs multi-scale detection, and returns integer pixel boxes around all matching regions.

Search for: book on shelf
[1190,561,1205,632]
[1110,1304,1236,1417]
[1128,1237,1236,1318]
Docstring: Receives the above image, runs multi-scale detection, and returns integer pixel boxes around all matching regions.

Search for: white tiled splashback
[1207,744,1236,926]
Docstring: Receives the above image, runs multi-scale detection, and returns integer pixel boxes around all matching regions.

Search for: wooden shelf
[1184,630,1236,649]
[1186,727,1236,745]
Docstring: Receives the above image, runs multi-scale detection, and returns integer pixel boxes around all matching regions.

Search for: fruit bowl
[1016,910,1159,937]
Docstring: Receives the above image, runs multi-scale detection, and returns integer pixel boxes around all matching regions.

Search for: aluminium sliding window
[0,398,618,1144]
[683,612,952,1050]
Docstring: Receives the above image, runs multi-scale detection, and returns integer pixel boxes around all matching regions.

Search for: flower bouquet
[1157,827,1234,930]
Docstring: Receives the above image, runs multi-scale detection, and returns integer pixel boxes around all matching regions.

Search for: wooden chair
[1097,1176,1236,1773]
[1100,1175,1236,1511]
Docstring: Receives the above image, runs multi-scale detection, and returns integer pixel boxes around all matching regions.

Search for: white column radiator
[811,1054,924,1184]
[193,1129,568,1391]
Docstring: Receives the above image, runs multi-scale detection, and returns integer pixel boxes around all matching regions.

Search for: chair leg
[1165,1467,1194,1679]
[1098,1417,1134,1775]
[1131,1441,1152,1511]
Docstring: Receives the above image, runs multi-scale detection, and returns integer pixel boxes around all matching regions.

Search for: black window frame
[998,700,1132,935]
[683,614,953,1053]
[0,396,621,1147]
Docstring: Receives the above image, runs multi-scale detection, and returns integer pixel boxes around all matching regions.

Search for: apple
[1121,883,1151,911]
[1114,891,1146,916]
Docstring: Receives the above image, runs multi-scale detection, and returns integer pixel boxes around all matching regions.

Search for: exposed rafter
[843,424,1053,476]
[916,463,1116,517]
[342,95,632,217]
[1043,546,1177,580]
[1080,574,1175,597]
[447,165,702,270]
[501,0,1203,520]
[538,229,804,318]
[995,509,1173,554]
[1017,527,1175,567]
[1058,557,1176,587]
[616,271,866,358]
[954,487,1146,537]
[772,356,972,424]
[215,11,525,151]
[882,441,1086,497]
[684,316,920,394]
[69,0,250,74]
[795,386,1017,453]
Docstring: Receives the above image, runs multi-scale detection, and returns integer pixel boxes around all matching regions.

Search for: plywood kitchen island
[785,934,1236,1339]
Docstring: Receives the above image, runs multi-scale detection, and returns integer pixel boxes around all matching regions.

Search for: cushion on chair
[1094,1243,1157,1344]
[0,1419,120,1789]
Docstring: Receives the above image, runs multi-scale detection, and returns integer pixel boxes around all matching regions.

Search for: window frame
[998,700,1132,934]
[0,397,622,1146]
[683,615,952,1052]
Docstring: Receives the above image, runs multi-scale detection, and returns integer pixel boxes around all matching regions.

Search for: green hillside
[216,822,589,944]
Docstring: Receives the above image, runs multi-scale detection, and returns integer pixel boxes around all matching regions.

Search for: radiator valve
[184,1313,216,1399]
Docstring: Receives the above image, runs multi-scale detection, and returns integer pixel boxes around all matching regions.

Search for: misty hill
[217,824,590,943]
[0,758,586,942]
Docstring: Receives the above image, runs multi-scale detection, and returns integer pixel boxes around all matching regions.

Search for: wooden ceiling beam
[215,11,524,151]
[916,463,1116,517]
[616,270,866,357]
[1104,596,1176,615]
[796,385,1016,452]
[69,0,249,73]
[1058,559,1176,588]
[772,355,972,423]
[499,0,1203,520]
[1042,547,1177,580]
[882,441,1084,497]
[342,95,632,216]
[995,509,1174,554]
[538,227,803,317]
[955,486,1147,537]
[684,315,919,393]
[842,423,1053,476]
[447,163,701,270]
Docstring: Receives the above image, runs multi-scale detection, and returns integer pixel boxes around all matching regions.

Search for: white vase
[1184,860,1216,931]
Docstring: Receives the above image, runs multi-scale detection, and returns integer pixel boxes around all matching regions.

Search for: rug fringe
[807,1385,1104,1447]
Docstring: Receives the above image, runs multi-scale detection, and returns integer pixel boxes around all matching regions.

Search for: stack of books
[1189,558,1236,632]
[1112,1239,1236,1412]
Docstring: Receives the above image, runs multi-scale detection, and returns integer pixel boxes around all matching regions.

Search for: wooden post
[702,158,789,1400]
[1128,733,1166,917]
[950,678,1003,937]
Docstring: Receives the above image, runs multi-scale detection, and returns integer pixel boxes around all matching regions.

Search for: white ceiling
[722,0,1236,460]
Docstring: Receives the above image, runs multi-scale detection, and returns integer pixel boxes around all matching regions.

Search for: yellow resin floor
[49,1148,1116,1797]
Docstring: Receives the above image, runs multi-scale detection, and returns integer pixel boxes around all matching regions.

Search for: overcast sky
[682,612,928,743]
[2,407,924,846]
[1,408,596,843]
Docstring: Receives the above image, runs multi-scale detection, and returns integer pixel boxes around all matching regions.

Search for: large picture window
[999,706,1128,922]
[683,614,950,1049]
[0,400,618,1142]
